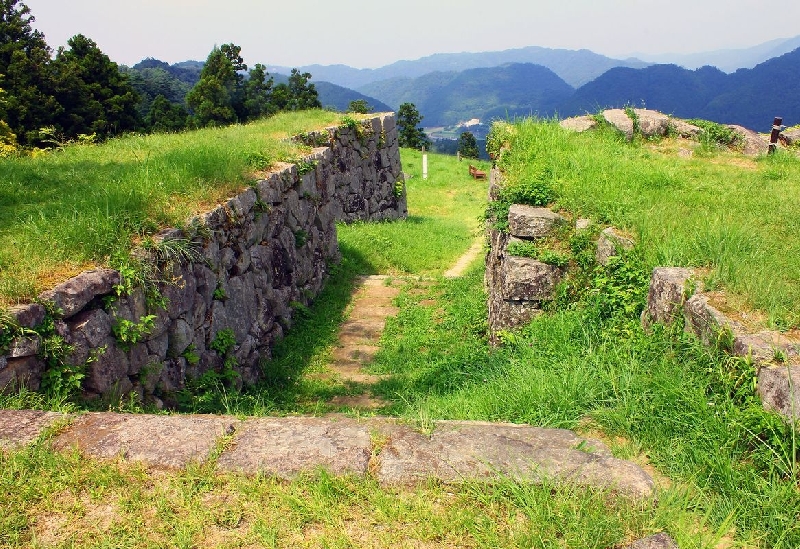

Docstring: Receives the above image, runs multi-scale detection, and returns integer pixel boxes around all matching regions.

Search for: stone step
[0,410,654,499]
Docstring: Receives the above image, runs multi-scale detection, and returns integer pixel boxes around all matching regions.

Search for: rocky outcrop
[0,114,407,404]
[559,115,597,133]
[641,267,800,422]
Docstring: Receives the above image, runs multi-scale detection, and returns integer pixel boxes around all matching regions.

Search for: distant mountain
[560,47,800,129]
[315,82,392,113]
[561,64,729,120]
[269,46,649,90]
[357,63,574,127]
[631,34,800,73]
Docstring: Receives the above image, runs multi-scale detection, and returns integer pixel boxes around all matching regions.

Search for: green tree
[397,102,430,149]
[457,131,479,159]
[146,94,188,132]
[186,45,240,127]
[271,68,321,112]
[347,99,371,114]
[0,0,60,144]
[243,63,273,120]
[51,34,140,139]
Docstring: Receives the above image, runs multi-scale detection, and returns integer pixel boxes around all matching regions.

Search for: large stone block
[0,356,45,392]
[38,269,120,318]
[632,109,670,138]
[596,227,635,266]
[603,109,634,140]
[502,256,564,301]
[507,205,565,239]
[683,294,742,348]
[641,267,696,328]
[758,365,800,420]
[559,115,597,133]
[84,337,130,395]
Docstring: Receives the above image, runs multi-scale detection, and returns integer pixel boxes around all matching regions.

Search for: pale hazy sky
[22,0,800,68]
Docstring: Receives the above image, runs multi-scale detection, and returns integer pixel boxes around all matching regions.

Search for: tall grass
[498,120,800,328]
[0,110,342,305]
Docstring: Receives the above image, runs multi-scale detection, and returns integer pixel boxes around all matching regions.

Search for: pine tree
[397,102,430,149]
[51,34,140,139]
[186,45,239,127]
[0,0,60,144]
[457,131,479,159]
[243,63,273,120]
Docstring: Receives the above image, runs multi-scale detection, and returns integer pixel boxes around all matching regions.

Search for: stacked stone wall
[0,114,407,406]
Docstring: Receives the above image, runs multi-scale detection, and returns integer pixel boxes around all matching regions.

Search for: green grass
[495,119,800,329]
[336,149,489,276]
[0,110,343,306]
[1,438,681,549]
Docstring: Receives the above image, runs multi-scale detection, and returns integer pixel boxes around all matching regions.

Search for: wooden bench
[469,165,486,180]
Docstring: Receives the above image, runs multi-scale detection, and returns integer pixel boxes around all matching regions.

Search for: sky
[22,0,800,69]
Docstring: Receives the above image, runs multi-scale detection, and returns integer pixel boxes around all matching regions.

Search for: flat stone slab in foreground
[53,412,238,468]
[217,416,372,477]
[0,409,66,449]
[377,420,654,499]
[1,412,654,499]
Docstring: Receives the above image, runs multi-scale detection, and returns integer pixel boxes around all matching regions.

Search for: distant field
[0,110,343,306]
[497,120,800,329]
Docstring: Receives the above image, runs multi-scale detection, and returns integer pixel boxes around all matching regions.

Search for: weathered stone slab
[641,267,696,328]
[683,294,743,348]
[758,366,800,420]
[633,109,670,138]
[54,413,237,468]
[671,119,702,138]
[9,303,46,328]
[596,227,635,266]
[216,416,372,477]
[377,421,654,499]
[507,205,565,239]
[603,109,634,140]
[727,124,769,155]
[621,533,678,549]
[501,256,564,301]
[0,409,67,449]
[38,269,120,318]
[0,356,45,392]
[559,115,597,133]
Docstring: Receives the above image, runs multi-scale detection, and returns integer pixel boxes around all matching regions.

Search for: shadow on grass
[203,242,378,414]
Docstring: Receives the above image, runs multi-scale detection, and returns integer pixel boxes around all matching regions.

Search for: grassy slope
[498,120,800,328]
[0,110,342,306]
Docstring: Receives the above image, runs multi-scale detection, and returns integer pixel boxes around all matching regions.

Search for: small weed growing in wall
[112,315,156,350]
[506,241,570,267]
[182,344,201,365]
[213,283,227,301]
[210,328,237,355]
[294,230,308,248]
[294,159,317,175]
[623,105,641,136]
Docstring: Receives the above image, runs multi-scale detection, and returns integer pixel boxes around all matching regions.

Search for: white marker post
[422,147,428,180]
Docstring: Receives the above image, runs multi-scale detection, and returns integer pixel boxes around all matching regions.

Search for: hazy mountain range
[133,34,800,135]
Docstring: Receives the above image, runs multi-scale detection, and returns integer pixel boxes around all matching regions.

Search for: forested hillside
[360,64,574,126]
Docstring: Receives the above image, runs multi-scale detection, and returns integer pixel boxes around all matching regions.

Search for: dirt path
[325,240,485,409]
[325,275,402,409]
[443,236,484,278]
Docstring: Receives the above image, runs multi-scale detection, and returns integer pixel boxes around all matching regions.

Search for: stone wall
[485,168,567,343]
[0,114,407,406]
